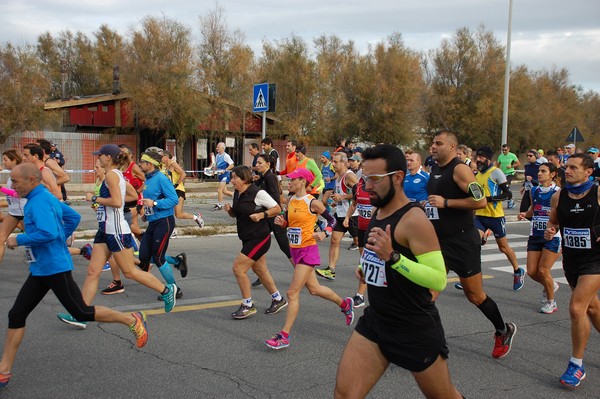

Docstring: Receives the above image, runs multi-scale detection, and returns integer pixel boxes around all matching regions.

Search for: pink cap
[287,168,315,184]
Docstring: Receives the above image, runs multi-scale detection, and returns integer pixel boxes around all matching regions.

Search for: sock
[280,330,289,339]
[158,262,176,285]
[161,286,170,295]
[243,297,252,307]
[165,255,179,266]
[570,357,583,367]
[476,296,506,333]
[271,291,282,301]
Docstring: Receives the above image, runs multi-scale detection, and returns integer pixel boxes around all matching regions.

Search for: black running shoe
[177,253,188,278]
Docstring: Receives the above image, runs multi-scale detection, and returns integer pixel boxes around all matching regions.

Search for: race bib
[357,203,373,220]
[24,246,36,263]
[531,215,548,235]
[287,227,302,245]
[95,205,106,222]
[563,228,591,249]
[360,248,387,287]
[144,206,155,217]
[424,202,439,220]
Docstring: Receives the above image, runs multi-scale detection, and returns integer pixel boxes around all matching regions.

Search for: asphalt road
[0,220,598,398]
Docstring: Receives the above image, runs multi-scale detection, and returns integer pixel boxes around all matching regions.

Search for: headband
[141,153,160,166]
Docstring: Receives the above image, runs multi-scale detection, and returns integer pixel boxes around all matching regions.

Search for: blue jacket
[16,185,80,276]
[143,170,178,222]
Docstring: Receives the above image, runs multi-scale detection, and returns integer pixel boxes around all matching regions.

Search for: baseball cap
[92,144,121,158]
[353,146,364,154]
[287,168,315,184]
[566,143,575,149]
[349,154,362,162]
[587,147,599,154]
[321,151,331,159]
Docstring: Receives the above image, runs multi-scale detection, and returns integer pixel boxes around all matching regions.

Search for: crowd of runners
[0,133,598,397]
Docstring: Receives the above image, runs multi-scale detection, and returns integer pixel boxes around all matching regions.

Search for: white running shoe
[540,281,560,303]
[539,300,558,314]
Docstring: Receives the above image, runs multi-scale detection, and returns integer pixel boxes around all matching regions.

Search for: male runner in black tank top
[426,130,517,359]
[544,153,600,388]
[335,144,462,399]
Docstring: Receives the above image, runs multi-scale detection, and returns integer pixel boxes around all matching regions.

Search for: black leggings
[139,215,175,267]
[8,271,95,329]
[268,218,292,259]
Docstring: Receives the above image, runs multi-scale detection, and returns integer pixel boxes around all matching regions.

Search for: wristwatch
[388,250,401,265]
[153,201,158,207]
[91,195,97,203]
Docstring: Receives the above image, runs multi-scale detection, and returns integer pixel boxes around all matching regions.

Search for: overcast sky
[1,0,599,92]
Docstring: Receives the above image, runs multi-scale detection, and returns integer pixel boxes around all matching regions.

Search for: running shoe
[265,333,290,350]
[265,298,288,315]
[157,287,183,301]
[353,294,365,308]
[212,204,223,211]
[102,261,111,272]
[130,311,148,348]
[560,361,586,388]
[161,283,177,313]
[176,252,188,278]
[0,372,12,388]
[454,283,463,290]
[80,243,93,260]
[507,199,515,209]
[492,322,516,358]
[194,212,205,228]
[251,277,263,288]
[170,230,178,239]
[541,281,560,303]
[57,313,87,329]
[231,304,257,319]
[481,229,492,246]
[342,297,355,326]
[348,243,359,251]
[101,280,125,295]
[539,300,558,314]
[315,267,336,281]
[513,267,525,291]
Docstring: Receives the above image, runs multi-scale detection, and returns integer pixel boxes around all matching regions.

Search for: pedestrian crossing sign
[253,83,269,112]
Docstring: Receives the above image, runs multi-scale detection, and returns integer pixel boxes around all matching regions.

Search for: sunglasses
[362,171,399,184]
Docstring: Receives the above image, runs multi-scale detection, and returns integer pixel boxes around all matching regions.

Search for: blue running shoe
[102,261,111,272]
[161,283,177,313]
[560,361,586,388]
[513,267,525,291]
[0,372,12,388]
[57,313,87,329]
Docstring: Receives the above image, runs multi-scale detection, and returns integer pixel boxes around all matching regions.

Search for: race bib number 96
[563,228,591,249]
[360,248,387,287]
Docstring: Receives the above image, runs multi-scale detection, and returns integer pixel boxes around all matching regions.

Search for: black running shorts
[438,227,482,278]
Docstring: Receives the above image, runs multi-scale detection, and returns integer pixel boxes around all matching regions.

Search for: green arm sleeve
[390,250,447,292]
[306,159,323,189]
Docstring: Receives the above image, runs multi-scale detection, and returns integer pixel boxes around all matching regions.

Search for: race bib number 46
[360,249,387,287]
[563,227,591,249]
[287,227,302,245]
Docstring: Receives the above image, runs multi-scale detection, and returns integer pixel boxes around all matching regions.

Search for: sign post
[565,127,585,148]
[253,83,269,139]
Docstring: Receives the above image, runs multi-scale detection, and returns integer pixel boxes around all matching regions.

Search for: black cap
[476,146,494,160]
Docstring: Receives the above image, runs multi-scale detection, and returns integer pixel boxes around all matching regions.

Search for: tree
[0,43,60,141]
[122,15,205,158]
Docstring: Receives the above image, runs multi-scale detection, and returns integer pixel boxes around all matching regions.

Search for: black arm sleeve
[488,182,512,202]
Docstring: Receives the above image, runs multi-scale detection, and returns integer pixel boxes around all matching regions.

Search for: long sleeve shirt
[16,184,81,276]
[142,170,178,222]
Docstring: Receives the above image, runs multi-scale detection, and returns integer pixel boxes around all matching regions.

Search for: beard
[370,184,396,208]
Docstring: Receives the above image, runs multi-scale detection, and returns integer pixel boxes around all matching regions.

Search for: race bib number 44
[360,249,387,287]
[563,228,591,249]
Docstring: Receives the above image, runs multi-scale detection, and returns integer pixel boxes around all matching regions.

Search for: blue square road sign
[253,83,269,112]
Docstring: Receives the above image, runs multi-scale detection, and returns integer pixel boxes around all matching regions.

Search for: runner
[161,150,204,227]
[224,165,287,319]
[0,163,148,388]
[334,144,462,399]
[320,151,336,210]
[427,130,516,359]
[118,144,145,239]
[315,152,359,280]
[212,142,234,211]
[517,162,561,313]
[473,145,525,291]
[22,144,62,200]
[544,153,600,388]
[57,145,177,328]
[403,150,429,203]
[0,150,27,264]
[496,144,520,208]
[265,168,353,349]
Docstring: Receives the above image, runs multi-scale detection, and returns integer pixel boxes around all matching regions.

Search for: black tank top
[557,185,600,266]
[232,184,270,241]
[362,202,441,330]
[427,157,475,238]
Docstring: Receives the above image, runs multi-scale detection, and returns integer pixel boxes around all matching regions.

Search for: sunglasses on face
[362,171,399,184]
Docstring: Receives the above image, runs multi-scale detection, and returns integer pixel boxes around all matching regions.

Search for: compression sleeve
[389,250,447,292]
[320,208,336,233]
[488,182,512,202]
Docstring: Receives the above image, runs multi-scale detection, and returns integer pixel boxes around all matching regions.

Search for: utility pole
[501,0,513,147]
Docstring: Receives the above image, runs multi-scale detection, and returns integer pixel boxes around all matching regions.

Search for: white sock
[243,297,252,307]
[570,357,583,366]
[271,291,282,301]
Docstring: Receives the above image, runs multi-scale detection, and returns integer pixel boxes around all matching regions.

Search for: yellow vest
[475,166,504,218]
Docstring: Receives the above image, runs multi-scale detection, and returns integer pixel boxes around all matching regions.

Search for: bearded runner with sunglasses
[426,130,517,359]
[334,144,462,399]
